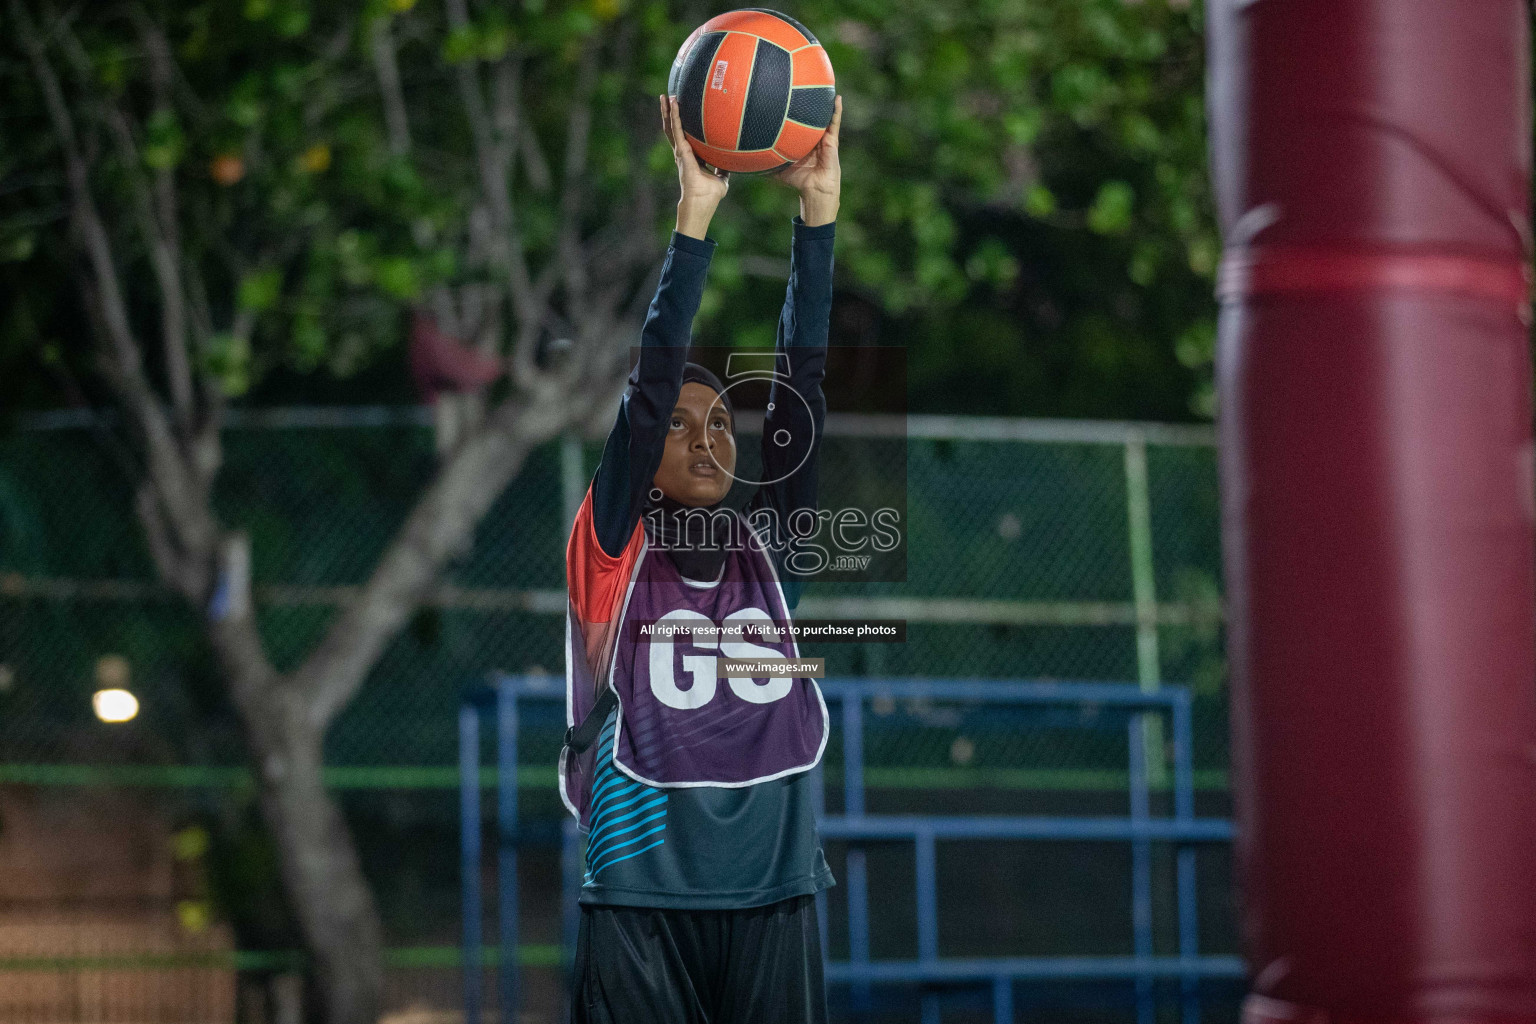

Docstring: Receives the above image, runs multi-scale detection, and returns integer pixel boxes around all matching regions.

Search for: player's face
[654,382,736,506]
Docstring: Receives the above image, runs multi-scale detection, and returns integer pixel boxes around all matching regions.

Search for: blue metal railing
[460,678,532,1024]
[461,675,1243,1024]
[811,679,1241,1024]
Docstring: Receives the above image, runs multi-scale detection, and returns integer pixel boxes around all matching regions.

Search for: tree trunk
[247,697,383,1024]
[191,386,587,1024]
[202,528,388,1024]
[237,973,305,1024]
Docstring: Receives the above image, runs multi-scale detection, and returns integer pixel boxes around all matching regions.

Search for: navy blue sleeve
[590,232,717,557]
[748,218,835,602]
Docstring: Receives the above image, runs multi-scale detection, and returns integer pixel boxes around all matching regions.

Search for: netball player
[558,93,843,1023]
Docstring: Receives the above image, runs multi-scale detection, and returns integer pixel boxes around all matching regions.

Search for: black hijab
[643,363,739,582]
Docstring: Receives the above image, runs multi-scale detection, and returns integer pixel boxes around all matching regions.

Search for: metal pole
[459,704,483,1024]
[1123,433,1166,789]
[495,682,519,1023]
[992,975,1015,1024]
[1172,691,1201,1024]
[915,825,940,1024]
[842,694,871,1016]
[1128,714,1155,1024]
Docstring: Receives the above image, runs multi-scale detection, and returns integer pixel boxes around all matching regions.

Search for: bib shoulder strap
[564,687,618,754]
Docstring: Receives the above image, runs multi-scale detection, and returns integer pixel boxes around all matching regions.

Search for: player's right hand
[663,95,729,226]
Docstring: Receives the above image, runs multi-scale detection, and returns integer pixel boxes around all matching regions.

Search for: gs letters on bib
[561,515,828,830]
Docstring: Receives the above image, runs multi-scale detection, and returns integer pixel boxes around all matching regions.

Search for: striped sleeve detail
[584,717,668,881]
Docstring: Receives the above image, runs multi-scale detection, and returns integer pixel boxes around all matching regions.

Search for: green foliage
[237,269,285,314]
[1087,181,1135,235]
[141,109,186,170]
[813,0,1217,418]
[204,333,254,398]
[0,0,1219,419]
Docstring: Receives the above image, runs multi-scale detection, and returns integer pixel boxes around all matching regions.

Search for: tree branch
[555,39,601,308]
[587,61,662,286]
[368,14,413,158]
[133,11,196,426]
[519,122,552,193]
[12,0,213,566]
[507,298,548,392]
[442,0,535,325]
[97,102,195,425]
[135,481,198,596]
[179,255,228,492]
[428,285,462,341]
[298,381,589,729]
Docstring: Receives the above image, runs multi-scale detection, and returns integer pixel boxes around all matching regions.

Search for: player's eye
[711,417,727,430]
[670,416,685,429]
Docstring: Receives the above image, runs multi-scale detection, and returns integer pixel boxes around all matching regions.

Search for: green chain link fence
[0,409,1232,1022]
[0,410,1227,779]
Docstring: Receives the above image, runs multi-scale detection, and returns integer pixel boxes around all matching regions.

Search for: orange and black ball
[667,9,836,174]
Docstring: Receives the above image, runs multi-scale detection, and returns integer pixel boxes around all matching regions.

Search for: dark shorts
[570,895,826,1024]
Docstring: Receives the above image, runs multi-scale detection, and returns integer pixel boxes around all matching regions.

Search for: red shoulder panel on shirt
[566,488,644,624]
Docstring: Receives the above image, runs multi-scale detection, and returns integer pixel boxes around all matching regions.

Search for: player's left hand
[774,94,841,227]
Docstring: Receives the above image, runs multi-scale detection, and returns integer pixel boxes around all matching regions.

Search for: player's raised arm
[752,97,842,578]
[587,97,729,558]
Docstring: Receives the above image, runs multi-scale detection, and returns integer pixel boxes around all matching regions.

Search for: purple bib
[562,520,827,826]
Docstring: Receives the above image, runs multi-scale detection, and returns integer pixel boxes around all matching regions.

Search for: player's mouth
[689,459,719,477]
